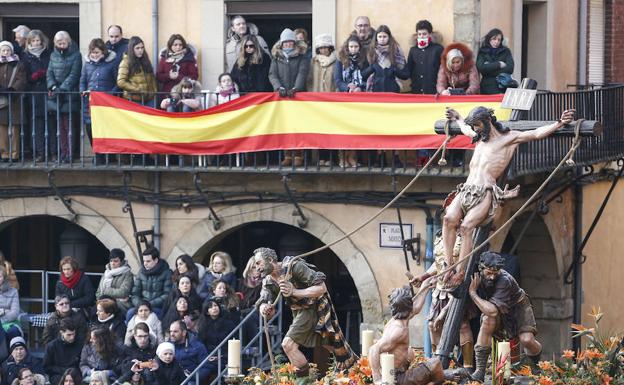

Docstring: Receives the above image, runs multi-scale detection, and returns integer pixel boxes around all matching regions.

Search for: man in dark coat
[42,294,88,345]
[105,25,129,68]
[169,320,209,385]
[129,246,172,321]
[406,20,444,95]
[1,337,45,385]
[43,318,84,385]
[124,322,157,385]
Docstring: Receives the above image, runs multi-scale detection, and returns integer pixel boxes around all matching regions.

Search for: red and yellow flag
[90,92,510,155]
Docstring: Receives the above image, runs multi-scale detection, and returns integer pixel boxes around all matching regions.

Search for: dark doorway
[0,215,108,312]
[245,15,313,49]
[2,18,80,49]
[198,221,362,371]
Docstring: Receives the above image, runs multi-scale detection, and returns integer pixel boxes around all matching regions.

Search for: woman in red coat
[156,34,198,97]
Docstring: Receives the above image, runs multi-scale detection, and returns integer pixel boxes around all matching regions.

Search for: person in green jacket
[96,249,134,315]
[476,28,515,95]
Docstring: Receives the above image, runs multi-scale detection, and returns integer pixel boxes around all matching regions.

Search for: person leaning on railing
[46,31,82,163]
[0,40,26,162]
[21,30,51,163]
[160,77,203,113]
[476,28,515,95]
[116,36,157,107]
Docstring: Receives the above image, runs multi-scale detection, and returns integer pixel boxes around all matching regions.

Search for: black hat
[109,248,125,261]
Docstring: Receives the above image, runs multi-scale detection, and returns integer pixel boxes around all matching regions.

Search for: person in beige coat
[307,34,337,166]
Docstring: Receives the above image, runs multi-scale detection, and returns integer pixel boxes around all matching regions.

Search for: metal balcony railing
[0,88,621,177]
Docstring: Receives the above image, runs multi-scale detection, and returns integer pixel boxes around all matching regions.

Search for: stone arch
[168,203,384,324]
[491,194,574,356]
[0,196,138,270]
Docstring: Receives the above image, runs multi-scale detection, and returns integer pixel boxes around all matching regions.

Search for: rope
[261,131,454,370]
[438,121,451,166]
[433,119,585,280]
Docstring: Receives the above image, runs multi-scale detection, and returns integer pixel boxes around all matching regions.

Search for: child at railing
[208,73,240,107]
[160,77,203,113]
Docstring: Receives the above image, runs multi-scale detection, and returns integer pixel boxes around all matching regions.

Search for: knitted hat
[109,248,125,261]
[279,28,296,43]
[314,34,334,50]
[0,41,14,54]
[9,337,26,353]
[156,342,175,358]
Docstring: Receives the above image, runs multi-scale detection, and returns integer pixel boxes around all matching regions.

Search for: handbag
[496,73,519,89]
[0,66,18,109]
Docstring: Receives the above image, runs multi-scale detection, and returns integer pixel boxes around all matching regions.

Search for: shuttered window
[588,0,605,84]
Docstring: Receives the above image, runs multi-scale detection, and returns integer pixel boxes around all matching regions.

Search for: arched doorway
[500,212,572,357]
[0,215,109,313]
[197,220,363,366]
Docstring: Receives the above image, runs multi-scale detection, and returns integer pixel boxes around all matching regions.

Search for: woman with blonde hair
[0,250,18,289]
[0,265,22,340]
[197,251,236,299]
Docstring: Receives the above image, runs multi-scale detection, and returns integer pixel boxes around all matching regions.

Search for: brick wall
[605,0,624,83]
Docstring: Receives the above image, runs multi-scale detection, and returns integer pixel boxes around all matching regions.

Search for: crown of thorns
[465,106,496,126]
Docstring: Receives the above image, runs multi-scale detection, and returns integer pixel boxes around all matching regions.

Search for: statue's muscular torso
[465,130,521,186]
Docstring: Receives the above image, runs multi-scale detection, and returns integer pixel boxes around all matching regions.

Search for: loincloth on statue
[395,359,445,385]
[428,288,470,323]
[480,294,537,340]
[455,183,506,220]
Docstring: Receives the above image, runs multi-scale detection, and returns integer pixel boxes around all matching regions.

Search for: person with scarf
[93,298,127,344]
[55,256,95,318]
[208,73,239,107]
[231,35,271,93]
[156,34,198,101]
[22,30,50,162]
[80,38,119,149]
[407,20,444,95]
[335,36,369,168]
[307,34,337,167]
[269,28,310,167]
[95,248,133,315]
[197,251,236,299]
[0,40,26,162]
[436,42,480,95]
[476,28,515,94]
[46,31,81,163]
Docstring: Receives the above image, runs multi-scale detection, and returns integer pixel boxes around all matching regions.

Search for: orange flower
[358,357,370,368]
[576,350,586,362]
[538,375,553,385]
[538,361,553,371]
[561,350,575,359]
[586,348,605,360]
[602,374,612,385]
[514,365,533,377]
[360,366,372,377]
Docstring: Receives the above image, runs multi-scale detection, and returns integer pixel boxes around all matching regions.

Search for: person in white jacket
[124,300,163,346]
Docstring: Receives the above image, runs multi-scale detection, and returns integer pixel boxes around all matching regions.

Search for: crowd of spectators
[0,17,515,166]
[0,245,264,385]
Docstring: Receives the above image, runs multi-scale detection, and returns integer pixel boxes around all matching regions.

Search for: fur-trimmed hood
[83,50,116,64]
[271,40,308,60]
[441,42,475,73]
[11,374,45,385]
[170,78,202,98]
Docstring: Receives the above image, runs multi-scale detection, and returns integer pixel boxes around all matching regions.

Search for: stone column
[453,0,480,51]
[201,0,226,89]
[79,0,102,54]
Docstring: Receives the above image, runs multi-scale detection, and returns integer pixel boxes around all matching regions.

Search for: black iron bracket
[402,233,421,263]
[47,171,77,222]
[392,175,417,268]
[281,175,308,228]
[122,172,152,262]
[193,173,222,231]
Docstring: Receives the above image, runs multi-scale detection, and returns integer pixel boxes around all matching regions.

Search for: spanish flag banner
[90,92,510,155]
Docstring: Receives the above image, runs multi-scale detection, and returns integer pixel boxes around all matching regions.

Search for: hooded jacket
[10,374,45,385]
[117,54,158,102]
[125,312,163,346]
[231,50,272,92]
[476,44,514,94]
[131,259,173,309]
[307,51,337,92]
[80,50,119,93]
[95,261,134,313]
[268,40,310,91]
[122,335,157,372]
[43,335,84,385]
[436,42,480,95]
[156,46,199,95]
[46,42,82,113]
[106,37,129,67]
[54,272,95,310]
[225,23,270,71]
[406,35,444,94]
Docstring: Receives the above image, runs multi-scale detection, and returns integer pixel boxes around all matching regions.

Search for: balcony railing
[0,88,621,177]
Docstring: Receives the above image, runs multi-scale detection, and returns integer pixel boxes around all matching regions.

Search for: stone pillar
[201,0,226,89]
[453,0,480,51]
[79,0,102,54]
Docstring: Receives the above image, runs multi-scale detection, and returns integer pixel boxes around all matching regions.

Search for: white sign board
[501,88,537,111]
[379,223,413,248]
